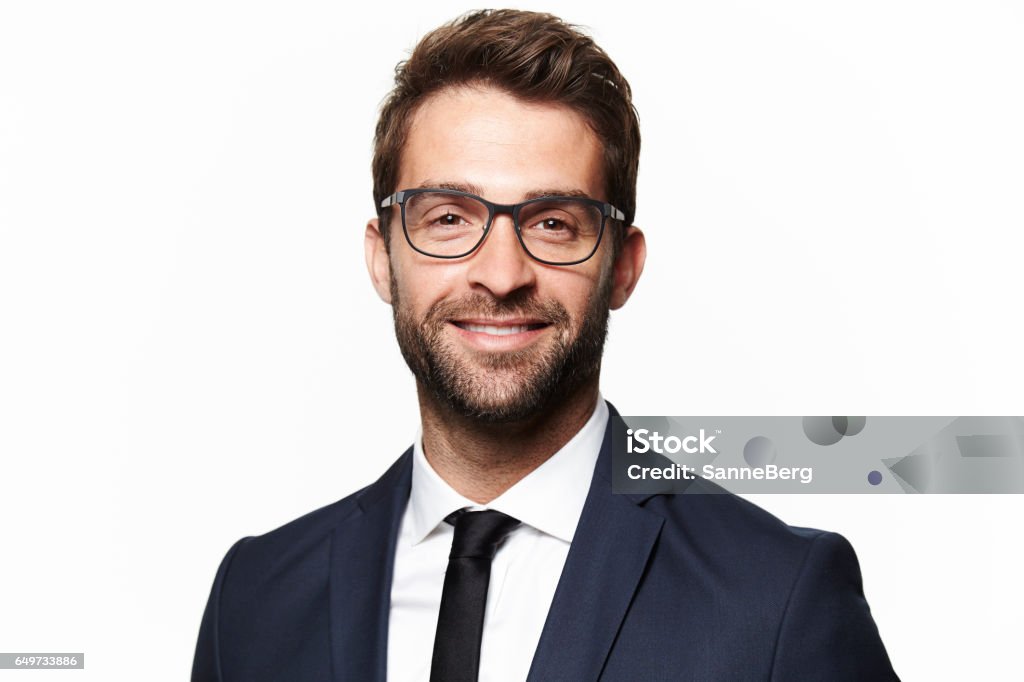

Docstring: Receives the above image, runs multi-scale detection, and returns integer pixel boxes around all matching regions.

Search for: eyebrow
[414,180,593,201]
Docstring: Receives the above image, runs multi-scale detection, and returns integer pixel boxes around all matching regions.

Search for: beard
[390,270,613,424]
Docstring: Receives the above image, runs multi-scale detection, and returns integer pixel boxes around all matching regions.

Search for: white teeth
[462,323,532,335]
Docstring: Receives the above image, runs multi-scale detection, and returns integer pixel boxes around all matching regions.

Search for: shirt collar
[408,395,608,545]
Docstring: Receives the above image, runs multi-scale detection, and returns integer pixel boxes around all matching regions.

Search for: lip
[448,319,550,352]
[451,317,548,326]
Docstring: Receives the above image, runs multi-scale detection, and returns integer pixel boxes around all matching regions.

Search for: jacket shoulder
[192,449,413,680]
[605,487,897,679]
[224,447,412,578]
[642,480,839,580]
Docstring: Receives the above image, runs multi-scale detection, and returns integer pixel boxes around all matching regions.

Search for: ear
[609,225,646,310]
[364,217,393,304]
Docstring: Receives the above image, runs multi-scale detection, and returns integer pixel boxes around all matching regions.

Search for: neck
[417,381,601,504]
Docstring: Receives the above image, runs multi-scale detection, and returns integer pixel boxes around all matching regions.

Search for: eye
[527,216,578,235]
[430,211,470,227]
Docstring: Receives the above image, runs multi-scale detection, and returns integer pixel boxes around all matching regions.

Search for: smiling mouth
[450,321,549,336]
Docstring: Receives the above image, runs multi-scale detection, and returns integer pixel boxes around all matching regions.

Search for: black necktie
[429,509,521,682]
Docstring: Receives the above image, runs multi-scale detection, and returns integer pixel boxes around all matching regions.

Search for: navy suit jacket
[193,403,898,681]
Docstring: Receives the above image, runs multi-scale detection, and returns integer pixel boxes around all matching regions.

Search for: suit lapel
[325,405,659,682]
[329,449,412,682]
[527,404,664,681]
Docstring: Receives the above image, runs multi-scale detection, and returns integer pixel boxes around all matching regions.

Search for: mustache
[425,291,571,326]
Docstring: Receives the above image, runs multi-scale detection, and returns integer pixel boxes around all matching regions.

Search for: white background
[1,1,1021,679]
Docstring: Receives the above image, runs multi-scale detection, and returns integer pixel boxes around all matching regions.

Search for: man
[192,9,898,681]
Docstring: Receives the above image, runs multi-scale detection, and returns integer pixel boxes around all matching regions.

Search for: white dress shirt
[386,397,609,682]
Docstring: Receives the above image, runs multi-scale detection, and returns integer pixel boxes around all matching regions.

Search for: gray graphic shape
[885,454,933,493]
[844,416,866,436]
[805,416,867,445]
[956,434,1016,458]
[804,416,844,445]
[743,437,776,467]
[882,417,1024,493]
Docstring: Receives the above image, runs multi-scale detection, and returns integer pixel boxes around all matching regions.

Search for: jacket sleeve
[191,537,251,682]
[770,531,900,681]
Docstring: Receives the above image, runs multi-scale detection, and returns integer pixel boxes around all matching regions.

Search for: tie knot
[445,509,521,560]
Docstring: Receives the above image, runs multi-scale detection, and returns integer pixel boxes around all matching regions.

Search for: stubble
[390,270,613,424]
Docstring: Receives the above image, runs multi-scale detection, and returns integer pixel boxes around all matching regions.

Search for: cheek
[552,263,606,305]
[391,258,463,311]
[548,279,599,325]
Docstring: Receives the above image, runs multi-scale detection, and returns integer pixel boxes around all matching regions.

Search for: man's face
[366,85,643,423]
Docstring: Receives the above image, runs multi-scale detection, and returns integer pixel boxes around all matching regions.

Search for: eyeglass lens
[403,191,602,262]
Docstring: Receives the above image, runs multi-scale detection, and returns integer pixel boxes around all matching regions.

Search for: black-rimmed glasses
[380,188,625,266]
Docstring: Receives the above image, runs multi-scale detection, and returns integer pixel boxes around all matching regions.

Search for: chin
[438,387,542,424]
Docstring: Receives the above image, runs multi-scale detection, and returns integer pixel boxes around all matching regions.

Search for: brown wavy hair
[372,9,640,254]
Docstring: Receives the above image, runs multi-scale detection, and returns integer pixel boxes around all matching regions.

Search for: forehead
[398,85,605,203]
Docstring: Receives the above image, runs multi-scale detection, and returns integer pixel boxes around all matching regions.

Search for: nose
[465,212,537,298]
